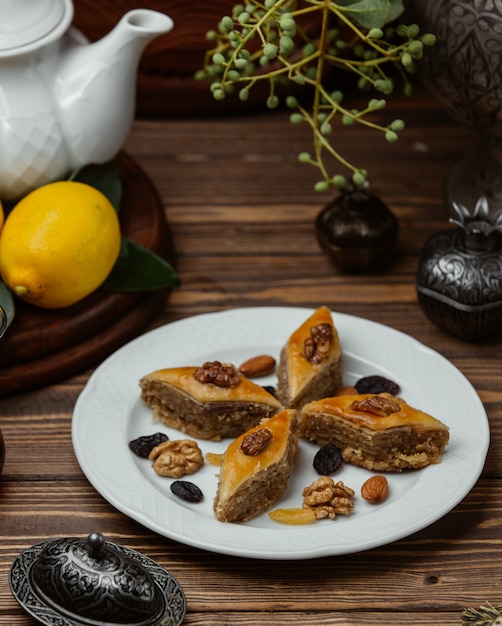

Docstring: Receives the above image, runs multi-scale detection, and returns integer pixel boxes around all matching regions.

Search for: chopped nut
[302,322,333,364]
[361,475,388,504]
[351,394,400,416]
[239,354,276,378]
[241,428,273,455]
[149,439,204,478]
[193,361,240,388]
[302,476,355,519]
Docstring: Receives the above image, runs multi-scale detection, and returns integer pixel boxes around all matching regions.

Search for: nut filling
[193,361,241,388]
[241,428,273,455]
[302,323,333,364]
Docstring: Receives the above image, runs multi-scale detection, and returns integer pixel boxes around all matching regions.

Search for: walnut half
[149,439,204,478]
[241,428,273,455]
[302,323,333,364]
[351,394,400,417]
[302,476,355,519]
[193,361,241,388]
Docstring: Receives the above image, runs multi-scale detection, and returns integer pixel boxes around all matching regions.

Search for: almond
[238,354,276,378]
[361,475,388,504]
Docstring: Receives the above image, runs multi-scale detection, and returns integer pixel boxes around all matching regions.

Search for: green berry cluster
[196,0,436,191]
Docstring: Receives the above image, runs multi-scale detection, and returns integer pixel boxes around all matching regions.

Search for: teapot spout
[55,9,173,168]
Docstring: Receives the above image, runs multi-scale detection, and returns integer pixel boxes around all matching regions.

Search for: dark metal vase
[315,187,399,273]
[409,0,502,213]
[409,2,502,340]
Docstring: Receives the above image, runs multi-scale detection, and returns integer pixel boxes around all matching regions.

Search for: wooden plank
[0,612,468,625]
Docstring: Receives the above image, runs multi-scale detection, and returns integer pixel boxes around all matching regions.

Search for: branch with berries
[197,0,436,192]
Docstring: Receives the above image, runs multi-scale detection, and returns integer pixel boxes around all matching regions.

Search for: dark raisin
[129,432,169,458]
[355,375,400,396]
[170,480,204,503]
[313,444,342,475]
[262,385,277,397]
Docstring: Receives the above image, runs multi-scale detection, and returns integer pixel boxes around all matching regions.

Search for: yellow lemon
[0,181,121,309]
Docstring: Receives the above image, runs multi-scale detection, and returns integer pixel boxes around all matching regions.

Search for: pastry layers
[140,362,281,441]
[276,306,343,409]
[213,409,298,522]
[299,393,449,471]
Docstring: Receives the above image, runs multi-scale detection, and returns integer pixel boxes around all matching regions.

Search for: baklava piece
[276,306,343,409]
[299,393,449,471]
[140,361,281,441]
[213,409,298,523]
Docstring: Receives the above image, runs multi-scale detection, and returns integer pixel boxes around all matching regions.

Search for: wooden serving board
[0,152,175,396]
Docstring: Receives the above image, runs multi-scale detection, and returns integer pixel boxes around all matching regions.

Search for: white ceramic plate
[72,307,490,560]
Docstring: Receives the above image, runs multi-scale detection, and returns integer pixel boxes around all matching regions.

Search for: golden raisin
[268,508,317,525]
[205,452,223,466]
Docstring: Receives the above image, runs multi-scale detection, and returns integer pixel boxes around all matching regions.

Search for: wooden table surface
[1,86,501,625]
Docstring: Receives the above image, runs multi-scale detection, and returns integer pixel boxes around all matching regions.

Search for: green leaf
[0,280,15,337]
[103,237,179,292]
[69,161,122,211]
[337,0,393,29]
[387,0,405,22]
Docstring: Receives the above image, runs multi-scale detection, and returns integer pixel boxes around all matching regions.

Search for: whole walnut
[149,439,204,478]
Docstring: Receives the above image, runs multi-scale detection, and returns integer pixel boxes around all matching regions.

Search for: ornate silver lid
[9,532,186,626]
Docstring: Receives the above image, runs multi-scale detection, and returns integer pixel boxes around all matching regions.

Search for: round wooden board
[0,153,175,396]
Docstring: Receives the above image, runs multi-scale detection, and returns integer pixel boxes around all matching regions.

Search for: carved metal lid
[9,532,186,626]
[0,0,74,54]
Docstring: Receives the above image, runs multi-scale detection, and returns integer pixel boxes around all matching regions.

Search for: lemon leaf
[103,237,179,291]
[0,280,15,338]
[68,160,122,211]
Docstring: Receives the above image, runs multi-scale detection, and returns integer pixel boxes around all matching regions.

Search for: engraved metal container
[9,532,186,626]
[416,198,502,341]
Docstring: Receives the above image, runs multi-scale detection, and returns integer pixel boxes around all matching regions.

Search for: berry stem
[200,0,436,191]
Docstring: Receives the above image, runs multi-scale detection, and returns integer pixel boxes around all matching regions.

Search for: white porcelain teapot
[0,0,173,200]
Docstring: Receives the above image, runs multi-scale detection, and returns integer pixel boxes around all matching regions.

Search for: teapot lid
[9,532,187,626]
[0,0,74,54]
